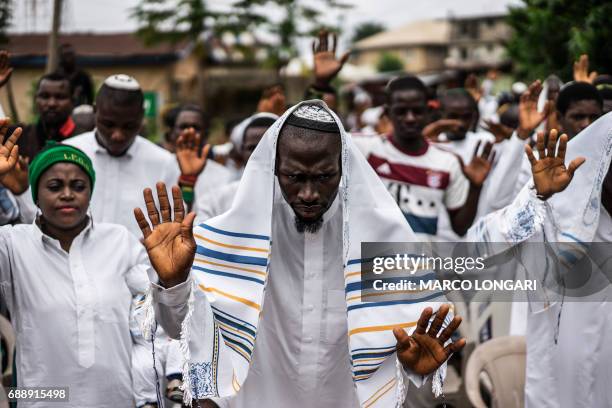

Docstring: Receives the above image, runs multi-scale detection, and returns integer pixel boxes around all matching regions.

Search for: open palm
[526,129,585,200]
[176,128,209,177]
[518,80,551,140]
[312,30,349,85]
[395,304,465,375]
[0,120,21,176]
[462,141,495,187]
[134,183,197,287]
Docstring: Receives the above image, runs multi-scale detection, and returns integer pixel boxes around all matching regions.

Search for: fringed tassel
[180,278,197,406]
[394,357,406,408]
[140,287,156,342]
[432,367,444,398]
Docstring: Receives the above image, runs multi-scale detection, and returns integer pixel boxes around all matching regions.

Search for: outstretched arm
[468,129,584,244]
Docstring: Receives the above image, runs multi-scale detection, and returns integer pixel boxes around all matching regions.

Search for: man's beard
[294,215,324,234]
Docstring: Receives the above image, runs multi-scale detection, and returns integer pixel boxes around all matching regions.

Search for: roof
[6,32,186,67]
[354,19,451,51]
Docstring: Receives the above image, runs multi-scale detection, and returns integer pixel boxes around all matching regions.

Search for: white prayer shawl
[523,112,612,408]
[151,101,449,406]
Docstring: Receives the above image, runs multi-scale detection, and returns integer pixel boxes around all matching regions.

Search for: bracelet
[178,174,197,187]
[180,185,194,204]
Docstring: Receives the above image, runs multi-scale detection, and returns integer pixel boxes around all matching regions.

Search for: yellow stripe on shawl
[194,258,267,278]
[349,321,417,337]
[198,284,261,311]
[363,378,397,407]
[194,233,269,254]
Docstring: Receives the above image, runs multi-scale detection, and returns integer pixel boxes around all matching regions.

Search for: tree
[132,0,352,70]
[377,52,403,73]
[0,0,10,45]
[131,0,221,46]
[351,21,385,44]
[506,0,612,81]
[233,0,352,69]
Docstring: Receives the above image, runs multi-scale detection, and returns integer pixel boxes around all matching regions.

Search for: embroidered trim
[180,278,197,406]
[506,187,546,242]
[189,362,215,398]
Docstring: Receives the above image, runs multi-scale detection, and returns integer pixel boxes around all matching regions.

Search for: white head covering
[170,100,448,406]
[229,112,279,151]
[103,74,141,91]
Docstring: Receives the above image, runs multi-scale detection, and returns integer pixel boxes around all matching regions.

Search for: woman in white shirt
[0,122,153,408]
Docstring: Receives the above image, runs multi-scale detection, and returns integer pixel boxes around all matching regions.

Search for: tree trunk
[46,0,63,73]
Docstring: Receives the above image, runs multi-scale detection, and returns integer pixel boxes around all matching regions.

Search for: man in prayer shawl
[468,112,611,407]
[135,101,466,407]
[133,100,583,407]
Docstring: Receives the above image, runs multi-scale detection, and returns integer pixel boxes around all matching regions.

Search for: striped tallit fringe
[140,287,156,342]
[180,278,197,406]
[394,357,406,408]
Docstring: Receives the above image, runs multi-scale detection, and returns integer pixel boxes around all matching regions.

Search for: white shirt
[193,161,235,218]
[153,191,424,407]
[196,180,239,222]
[63,131,181,237]
[0,221,151,407]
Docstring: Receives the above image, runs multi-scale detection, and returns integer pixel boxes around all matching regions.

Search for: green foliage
[0,0,11,44]
[351,21,385,44]
[131,0,222,46]
[132,0,352,69]
[506,0,612,81]
[377,52,403,73]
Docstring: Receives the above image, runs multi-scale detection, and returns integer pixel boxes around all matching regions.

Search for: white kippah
[103,74,141,91]
[291,104,335,123]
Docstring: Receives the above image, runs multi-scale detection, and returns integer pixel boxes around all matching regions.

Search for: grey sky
[11,0,522,54]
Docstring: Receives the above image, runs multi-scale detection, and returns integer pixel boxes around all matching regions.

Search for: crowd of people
[0,29,610,408]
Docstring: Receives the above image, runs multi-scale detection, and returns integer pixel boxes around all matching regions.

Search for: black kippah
[284,104,340,133]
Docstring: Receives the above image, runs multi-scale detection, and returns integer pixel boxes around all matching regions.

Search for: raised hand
[1,155,29,194]
[257,85,286,116]
[175,128,210,177]
[525,129,585,200]
[483,119,514,143]
[422,119,463,142]
[0,51,13,88]
[518,80,552,140]
[312,30,350,87]
[134,183,197,288]
[395,304,465,375]
[573,54,597,84]
[0,119,21,176]
[464,73,481,102]
[462,141,496,187]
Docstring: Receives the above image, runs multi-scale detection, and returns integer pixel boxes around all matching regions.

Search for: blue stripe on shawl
[560,232,589,249]
[351,345,396,353]
[211,306,257,331]
[199,224,270,241]
[352,349,396,360]
[213,313,256,338]
[196,245,268,267]
[217,326,255,348]
[193,265,265,285]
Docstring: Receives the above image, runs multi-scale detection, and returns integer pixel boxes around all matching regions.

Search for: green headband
[28,142,96,202]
